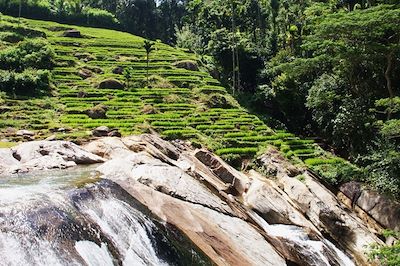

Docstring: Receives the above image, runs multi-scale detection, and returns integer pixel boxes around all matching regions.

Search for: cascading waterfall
[0,167,211,266]
[249,211,355,266]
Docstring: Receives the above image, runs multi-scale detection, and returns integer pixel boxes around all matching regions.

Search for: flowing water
[250,211,355,266]
[0,167,211,266]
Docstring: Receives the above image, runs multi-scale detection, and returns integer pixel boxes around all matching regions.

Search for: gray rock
[356,190,400,231]
[92,126,110,137]
[16,130,34,136]
[63,29,81,38]
[0,148,21,175]
[112,66,124,74]
[173,60,199,71]
[195,149,247,195]
[7,141,104,173]
[98,78,124,89]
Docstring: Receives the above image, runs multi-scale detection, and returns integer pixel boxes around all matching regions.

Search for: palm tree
[143,40,155,87]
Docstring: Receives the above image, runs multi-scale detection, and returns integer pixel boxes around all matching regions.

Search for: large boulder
[4,141,105,173]
[78,68,93,79]
[173,60,199,71]
[98,78,124,89]
[356,190,400,232]
[62,29,81,38]
[245,171,318,229]
[112,66,124,74]
[339,181,400,231]
[92,126,110,137]
[0,148,21,175]
[86,105,107,119]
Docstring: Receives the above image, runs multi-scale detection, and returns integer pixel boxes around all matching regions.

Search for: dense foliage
[369,230,400,266]
[0,20,54,96]
[0,0,119,28]
[0,69,51,96]
[0,38,54,71]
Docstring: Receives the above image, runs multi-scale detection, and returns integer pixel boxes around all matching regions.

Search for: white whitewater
[250,211,355,266]
[0,167,198,266]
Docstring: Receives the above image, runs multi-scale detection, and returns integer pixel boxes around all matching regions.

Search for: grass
[0,141,17,148]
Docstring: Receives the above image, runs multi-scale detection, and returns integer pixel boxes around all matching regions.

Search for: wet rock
[257,147,383,265]
[116,181,286,266]
[92,126,110,137]
[63,29,81,38]
[98,78,124,89]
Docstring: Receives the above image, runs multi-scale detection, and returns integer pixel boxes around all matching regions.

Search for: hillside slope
[0,15,359,185]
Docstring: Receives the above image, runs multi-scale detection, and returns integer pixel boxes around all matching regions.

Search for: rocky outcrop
[1,135,392,266]
[0,141,104,174]
[257,147,383,265]
[87,135,378,265]
[340,182,400,232]
[195,149,248,195]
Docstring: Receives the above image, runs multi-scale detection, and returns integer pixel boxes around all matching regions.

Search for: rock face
[257,147,383,265]
[85,135,384,266]
[339,182,400,232]
[1,135,393,266]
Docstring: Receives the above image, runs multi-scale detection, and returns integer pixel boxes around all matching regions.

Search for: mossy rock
[86,104,108,119]
[63,29,81,38]
[98,78,125,89]
[173,60,199,71]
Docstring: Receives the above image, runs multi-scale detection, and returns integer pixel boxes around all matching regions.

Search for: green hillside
[0,15,360,185]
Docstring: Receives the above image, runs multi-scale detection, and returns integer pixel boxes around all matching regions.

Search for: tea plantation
[0,15,360,183]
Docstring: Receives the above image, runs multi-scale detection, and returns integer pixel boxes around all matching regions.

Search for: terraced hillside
[0,15,360,183]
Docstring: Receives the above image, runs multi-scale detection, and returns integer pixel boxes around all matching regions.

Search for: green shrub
[84,7,119,28]
[0,38,54,71]
[0,31,23,43]
[369,231,400,266]
[0,90,6,104]
[162,129,197,140]
[0,0,51,20]
[0,69,51,96]
[309,162,361,185]
[0,23,46,38]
